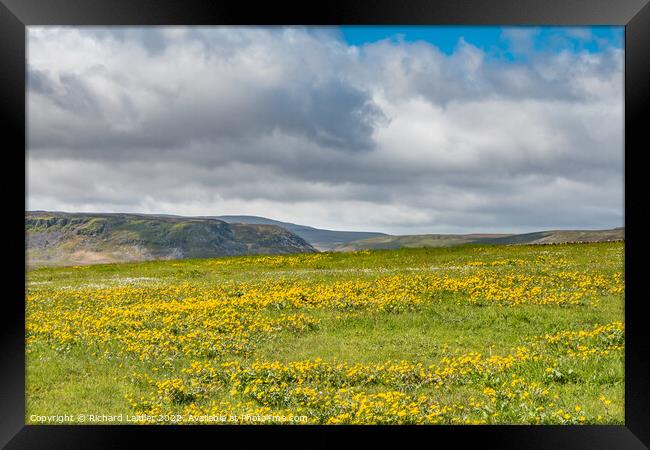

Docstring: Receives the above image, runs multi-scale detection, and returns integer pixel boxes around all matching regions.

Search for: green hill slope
[335,228,624,251]
[26,211,316,267]
[215,215,387,250]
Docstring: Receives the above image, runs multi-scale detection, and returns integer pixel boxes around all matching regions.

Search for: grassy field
[26,242,624,425]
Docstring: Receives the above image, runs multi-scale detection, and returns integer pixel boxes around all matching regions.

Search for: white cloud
[26,27,623,234]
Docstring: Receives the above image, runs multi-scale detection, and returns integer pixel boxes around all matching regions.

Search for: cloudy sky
[27,26,624,235]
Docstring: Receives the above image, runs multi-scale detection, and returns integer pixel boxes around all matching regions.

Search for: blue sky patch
[339,26,623,61]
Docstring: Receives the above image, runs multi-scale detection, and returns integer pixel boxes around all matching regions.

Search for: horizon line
[25,209,625,237]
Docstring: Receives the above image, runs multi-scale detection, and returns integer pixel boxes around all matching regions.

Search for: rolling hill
[26,211,316,267]
[215,215,387,251]
[334,228,624,251]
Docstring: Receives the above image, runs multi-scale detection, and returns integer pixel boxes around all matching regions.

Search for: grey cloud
[76,27,168,55]
[28,27,385,154]
[500,28,539,55]
[27,74,384,154]
[29,69,104,118]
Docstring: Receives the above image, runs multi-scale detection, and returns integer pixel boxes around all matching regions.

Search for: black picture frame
[2,0,648,448]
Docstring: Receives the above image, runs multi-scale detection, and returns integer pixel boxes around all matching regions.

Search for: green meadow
[26,242,624,424]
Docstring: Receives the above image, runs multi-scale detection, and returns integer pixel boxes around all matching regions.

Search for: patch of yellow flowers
[122,321,622,424]
[26,244,624,425]
[26,267,622,361]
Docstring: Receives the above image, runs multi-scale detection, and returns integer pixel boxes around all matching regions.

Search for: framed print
[1,0,648,448]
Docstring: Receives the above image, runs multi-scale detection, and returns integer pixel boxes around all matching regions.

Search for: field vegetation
[26,242,624,424]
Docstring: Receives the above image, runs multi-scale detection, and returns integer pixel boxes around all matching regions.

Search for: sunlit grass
[26,242,624,424]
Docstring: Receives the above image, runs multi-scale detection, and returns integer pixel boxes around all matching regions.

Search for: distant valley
[215,216,623,251]
[215,215,387,251]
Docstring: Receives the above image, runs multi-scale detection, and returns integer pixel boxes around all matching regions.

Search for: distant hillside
[483,228,624,246]
[215,215,387,251]
[335,228,624,251]
[334,233,510,251]
[26,212,316,267]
